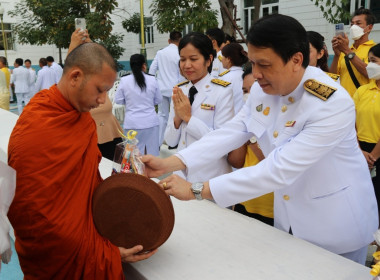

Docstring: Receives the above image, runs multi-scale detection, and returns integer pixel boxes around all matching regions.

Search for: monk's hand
[119,245,157,263]
[173,87,191,123]
[159,174,194,201]
[141,155,167,178]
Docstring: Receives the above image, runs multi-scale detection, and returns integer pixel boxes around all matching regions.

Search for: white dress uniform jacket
[114,73,162,130]
[177,66,378,254]
[165,74,234,182]
[34,66,57,94]
[11,66,30,93]
[50,62,63,84]
[210,50,227,78]
[148,43,183,97]
[219,66,244,114]
[27,67,36,97]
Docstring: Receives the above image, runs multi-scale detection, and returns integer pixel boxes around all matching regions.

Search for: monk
[7,38,156,279]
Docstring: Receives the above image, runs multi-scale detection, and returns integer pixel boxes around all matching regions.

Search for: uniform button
[281,105,287,112]
[283,195,290,201]
[273,131,278,138]
[182,141,185,145]
[288,97,295,103]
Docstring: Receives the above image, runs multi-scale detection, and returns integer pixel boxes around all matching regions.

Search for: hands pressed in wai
[173,86,192,125]
[119,245,157,263]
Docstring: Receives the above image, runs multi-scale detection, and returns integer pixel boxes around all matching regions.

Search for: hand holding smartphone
[335,23,344,37]
[75,18,86,32]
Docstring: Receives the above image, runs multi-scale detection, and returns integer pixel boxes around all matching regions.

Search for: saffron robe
[8,85,124,279]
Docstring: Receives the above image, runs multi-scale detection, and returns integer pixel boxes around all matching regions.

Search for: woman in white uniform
[115,54,162,156]
[219,43,248,114]
[164,32,235,182]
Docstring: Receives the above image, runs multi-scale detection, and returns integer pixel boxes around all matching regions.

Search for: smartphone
[75,18,86,32]
[335,23,344,37]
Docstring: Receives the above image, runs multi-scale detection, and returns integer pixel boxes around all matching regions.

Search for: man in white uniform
[149,31,184,147]
[24,59,36,101]
[34,58,57,94]
[46,56,63,83]
[11,58,31,114]
[143,14,378,265]
[206,28,227,78]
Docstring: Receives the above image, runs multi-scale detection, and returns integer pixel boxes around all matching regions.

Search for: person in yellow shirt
[353,43,380,224]
[0,56,10,110]
[330,8,376,96]
[227,66,274,226]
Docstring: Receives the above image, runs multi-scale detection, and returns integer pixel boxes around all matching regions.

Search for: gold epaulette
[325,72,340,81]
[218,55,223,62]
[176,80,190,87]
[304,79,336,101]
[211,79,231,87]
[218,69,230,77]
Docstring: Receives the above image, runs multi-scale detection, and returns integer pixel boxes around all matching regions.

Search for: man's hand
[141,155,167,178]
[331,36,341,56]
[332,33,351,55]
[173,87,192,123]
[362,150,375,169]
[159,174,194,201]
[119,245,157,263]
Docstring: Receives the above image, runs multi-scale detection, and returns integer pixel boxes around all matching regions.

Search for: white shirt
[149,43,184,97]
[165,74,234,182]
[26,67,36,93]
[210,50,227,78]
[50,62,63,83]
[114,73,162,129]
[11,66,30,93]
[218,66,244,114]
[34,66,57,93]
[177,66,378,254]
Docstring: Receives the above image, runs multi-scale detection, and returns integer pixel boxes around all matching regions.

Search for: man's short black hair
[247,14,309,68]
[205,28,225,48]
[170,31,182,42]
[39,58,48,66]
[242,64,252,79]
[353,8,376,25]
[46,56,54,62]
[15,58,23,66]
[25,59,31,64]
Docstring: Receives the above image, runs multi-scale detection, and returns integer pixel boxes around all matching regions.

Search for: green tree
[9,0,125,69]
[311,0,351,24]
[149,0,218,33]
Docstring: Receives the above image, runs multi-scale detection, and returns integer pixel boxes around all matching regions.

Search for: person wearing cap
[142,14,378,265]
[8,29,156,279]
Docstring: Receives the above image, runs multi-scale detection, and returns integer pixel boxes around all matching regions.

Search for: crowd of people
[1,6,380,279]
[0,55,62,114]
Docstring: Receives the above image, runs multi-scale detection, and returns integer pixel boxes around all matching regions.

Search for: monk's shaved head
[63,42,117,75]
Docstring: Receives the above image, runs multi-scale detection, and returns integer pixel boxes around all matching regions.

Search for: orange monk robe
[8,85,124,279]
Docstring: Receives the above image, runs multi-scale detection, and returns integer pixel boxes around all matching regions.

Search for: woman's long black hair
[130,54,146,90]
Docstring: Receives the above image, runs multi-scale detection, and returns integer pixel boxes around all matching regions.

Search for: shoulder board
[211,79,231,87]
[304,79,336,101]
[325,72,340,81]
[121,73,131,77]
[218,69,230,77]
[176,80,190,87]
[218,55,223,62]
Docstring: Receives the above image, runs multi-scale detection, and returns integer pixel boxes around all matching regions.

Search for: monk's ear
[68,68,84,87]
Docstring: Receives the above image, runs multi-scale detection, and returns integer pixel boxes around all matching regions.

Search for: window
[139,17,154,44]
[369,0,380,24]
[0,23,14,51]
[243,0,279,34]
[345,0,380,24]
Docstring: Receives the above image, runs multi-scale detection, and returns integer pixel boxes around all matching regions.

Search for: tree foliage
[150,0,218,33]
[8,0,125,67]
[311,0,351,24]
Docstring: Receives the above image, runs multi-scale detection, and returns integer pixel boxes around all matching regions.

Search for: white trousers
[157,96,171,146]
[15,92,29,115]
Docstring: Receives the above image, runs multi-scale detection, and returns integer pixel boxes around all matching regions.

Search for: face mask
[366,62,380,80]
[350,25,365,40]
